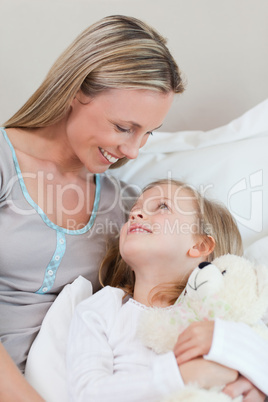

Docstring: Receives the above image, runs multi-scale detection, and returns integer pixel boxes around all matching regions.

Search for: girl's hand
[173,321,214,365]
[223,376,266,402]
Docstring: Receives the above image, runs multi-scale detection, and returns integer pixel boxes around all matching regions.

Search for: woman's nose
[118,137,143,160]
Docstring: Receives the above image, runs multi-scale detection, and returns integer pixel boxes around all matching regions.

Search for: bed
[1,0,268,400]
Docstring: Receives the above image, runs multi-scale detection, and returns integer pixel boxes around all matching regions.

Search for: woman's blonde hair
[100,179,243,304]
[5,16,184,165]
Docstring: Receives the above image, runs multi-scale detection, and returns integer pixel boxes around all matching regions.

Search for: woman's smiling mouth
[99,147,119,164]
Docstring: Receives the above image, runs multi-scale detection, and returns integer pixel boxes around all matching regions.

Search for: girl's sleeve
[66,287,184,402]
[204,318,268,395]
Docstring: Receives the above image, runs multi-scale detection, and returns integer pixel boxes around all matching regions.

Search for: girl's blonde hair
[4,16,184,168]
[100,179,243,304]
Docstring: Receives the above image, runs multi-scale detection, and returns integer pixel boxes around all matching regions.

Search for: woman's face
[65,88,173,173]
[119,184,202,282]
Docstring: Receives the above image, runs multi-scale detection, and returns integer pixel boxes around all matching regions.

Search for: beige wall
[0,0,267,131]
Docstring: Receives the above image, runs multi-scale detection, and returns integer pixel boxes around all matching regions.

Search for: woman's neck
[6,121,85,175]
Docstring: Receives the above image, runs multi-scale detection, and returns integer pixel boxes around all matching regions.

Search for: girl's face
[120,184,203,282]
[65,88,173,173]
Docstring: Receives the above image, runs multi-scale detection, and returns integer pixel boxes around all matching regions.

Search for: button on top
[59,238,65,245]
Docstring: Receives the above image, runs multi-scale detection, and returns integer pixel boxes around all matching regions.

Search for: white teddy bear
[138,254,268,402]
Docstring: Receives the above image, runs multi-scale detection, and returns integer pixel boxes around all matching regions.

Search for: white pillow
[25,276,92,402]
[110,98,268,249]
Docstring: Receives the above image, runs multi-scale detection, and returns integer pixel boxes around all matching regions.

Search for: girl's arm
[207,319,268,397]
[172,322,239,387]
[179,357,238,389]
[66,287,184,402]
[0,343,44,402]
[173,319,268,396]
[66,296,235,401]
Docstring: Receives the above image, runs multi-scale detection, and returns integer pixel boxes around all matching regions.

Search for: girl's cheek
[119,224,128,245]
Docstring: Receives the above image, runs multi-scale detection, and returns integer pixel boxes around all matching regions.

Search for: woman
[0,14,183,399]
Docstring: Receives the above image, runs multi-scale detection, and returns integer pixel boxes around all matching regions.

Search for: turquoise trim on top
[36,231,67,294]
[1,127,101,235]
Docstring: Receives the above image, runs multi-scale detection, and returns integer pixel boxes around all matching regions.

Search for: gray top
[0,127,137,372]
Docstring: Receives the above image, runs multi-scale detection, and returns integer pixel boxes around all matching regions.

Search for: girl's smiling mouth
[128,224,152,234]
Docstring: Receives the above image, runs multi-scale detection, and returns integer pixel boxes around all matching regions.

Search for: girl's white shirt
[66,286,268,401]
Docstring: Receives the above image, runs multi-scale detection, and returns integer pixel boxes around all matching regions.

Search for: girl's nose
[130,210,144,220]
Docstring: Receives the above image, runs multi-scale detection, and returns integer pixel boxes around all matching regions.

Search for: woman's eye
[115,125,131,133]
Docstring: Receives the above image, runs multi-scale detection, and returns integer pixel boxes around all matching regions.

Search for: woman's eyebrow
[121,121,163,131]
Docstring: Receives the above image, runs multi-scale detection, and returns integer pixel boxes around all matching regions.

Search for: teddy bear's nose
[198,261,211,269]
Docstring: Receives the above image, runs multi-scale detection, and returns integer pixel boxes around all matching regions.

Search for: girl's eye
[115,125,131,133]
[159,202,169,210]
[148,131,153,136]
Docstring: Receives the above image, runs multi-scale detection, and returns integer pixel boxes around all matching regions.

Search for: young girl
[66,179,267,401]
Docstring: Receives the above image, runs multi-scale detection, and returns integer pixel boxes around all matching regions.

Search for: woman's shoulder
[0,128,13,163]
[0,128,16,191]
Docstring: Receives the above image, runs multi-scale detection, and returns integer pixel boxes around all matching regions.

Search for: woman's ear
[188,235,215,258]
[72,89,92,106]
